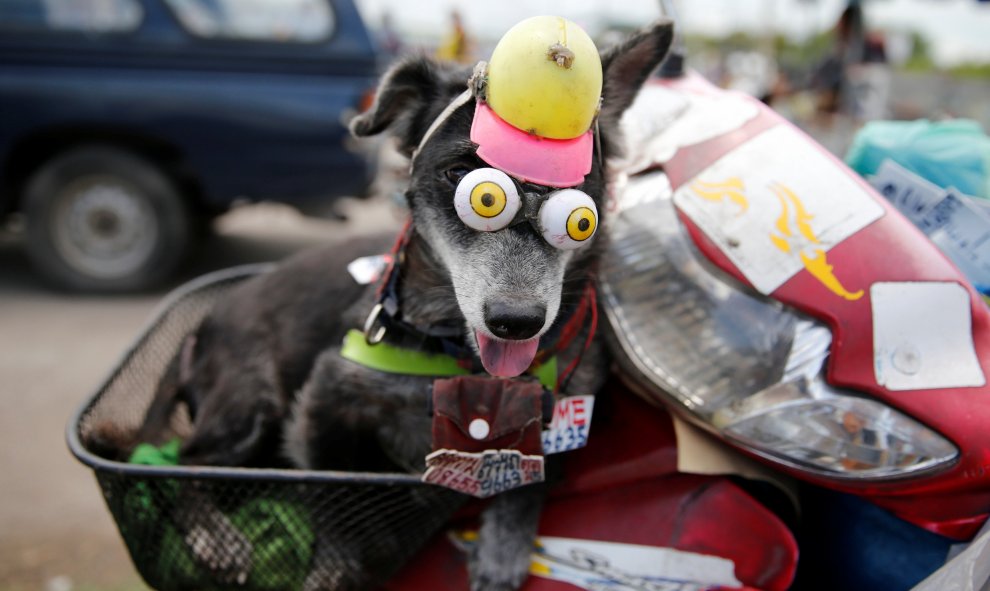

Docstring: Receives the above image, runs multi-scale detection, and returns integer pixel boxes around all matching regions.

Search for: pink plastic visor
[470,102,593,188]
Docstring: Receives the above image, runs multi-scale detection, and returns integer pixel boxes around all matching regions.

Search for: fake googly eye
[454,168,521,232]
[539,189,598,250]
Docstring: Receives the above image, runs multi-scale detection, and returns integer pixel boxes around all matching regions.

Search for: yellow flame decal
[772,187,792,239]
[768,182,861,300]
[691,177,862,300]
[690,177,748,215]
[771,183,818,244]
[769,234,792,253]
[800,249,864,301]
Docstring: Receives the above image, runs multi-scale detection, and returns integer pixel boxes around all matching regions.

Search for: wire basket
[67,265,465,591]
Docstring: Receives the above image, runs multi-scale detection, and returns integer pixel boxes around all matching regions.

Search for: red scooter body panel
[385,385,797,591]
[555,381,679,496]
[657,74,990,539]
[385,477,795,591]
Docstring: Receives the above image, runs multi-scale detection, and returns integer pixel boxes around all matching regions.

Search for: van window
[164,0,334,43]
[0,0,141,33]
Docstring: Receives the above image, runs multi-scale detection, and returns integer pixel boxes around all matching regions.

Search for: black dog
[283,22,675,591]
[106,20,674,591]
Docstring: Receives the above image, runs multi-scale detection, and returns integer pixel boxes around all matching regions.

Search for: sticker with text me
[423,449,544,497]
[542,396,595,455]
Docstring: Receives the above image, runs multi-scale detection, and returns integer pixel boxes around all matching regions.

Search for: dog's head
[352,20,673,376]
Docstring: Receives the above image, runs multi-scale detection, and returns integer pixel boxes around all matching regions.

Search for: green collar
[340,329,558,390]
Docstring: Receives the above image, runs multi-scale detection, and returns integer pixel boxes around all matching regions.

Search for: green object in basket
[231,499,316,590]
[129,438,182,466]
[121,439,316,590]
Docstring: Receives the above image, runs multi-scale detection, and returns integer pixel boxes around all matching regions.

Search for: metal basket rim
[65,263,424,486]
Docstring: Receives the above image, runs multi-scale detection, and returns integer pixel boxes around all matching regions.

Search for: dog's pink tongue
[476,331,540,377]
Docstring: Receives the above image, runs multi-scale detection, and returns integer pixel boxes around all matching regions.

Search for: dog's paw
[467,484,545,591]
[467,537,533,591]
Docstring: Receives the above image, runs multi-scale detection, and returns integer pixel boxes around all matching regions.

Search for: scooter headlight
[600,172,958,481]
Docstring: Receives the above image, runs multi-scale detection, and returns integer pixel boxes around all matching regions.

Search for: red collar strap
[545,281,599,393]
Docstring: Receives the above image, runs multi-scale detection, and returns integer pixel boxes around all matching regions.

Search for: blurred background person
[435,9,473,64]
[810,0,890,124]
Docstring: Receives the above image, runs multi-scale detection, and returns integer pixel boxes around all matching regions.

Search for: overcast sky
[356,0,990,66]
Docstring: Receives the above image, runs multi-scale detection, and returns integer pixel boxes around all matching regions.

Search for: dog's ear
[350,55,468,157]
[598,20,675,156]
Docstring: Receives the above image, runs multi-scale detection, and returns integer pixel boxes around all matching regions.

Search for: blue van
[0,0,380,291]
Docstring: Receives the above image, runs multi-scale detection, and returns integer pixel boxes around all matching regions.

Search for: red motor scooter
[382,35,990,591]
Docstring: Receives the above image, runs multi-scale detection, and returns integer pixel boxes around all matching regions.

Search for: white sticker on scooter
[450,532,743,591]
[619,84,760,170]
[673,124,884,296]
[872,282,985,391]
[542,395,594,455]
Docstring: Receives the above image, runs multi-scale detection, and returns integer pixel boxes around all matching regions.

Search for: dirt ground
[0,198,402,591]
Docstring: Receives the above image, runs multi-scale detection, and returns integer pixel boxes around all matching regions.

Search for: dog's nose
[483,301,546,340]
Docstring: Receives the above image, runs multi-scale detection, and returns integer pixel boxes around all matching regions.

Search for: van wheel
[23,146,190,292]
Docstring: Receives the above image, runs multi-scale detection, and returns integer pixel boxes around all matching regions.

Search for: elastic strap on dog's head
[409,89,473,168]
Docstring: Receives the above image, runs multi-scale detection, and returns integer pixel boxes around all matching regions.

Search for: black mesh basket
[67,265,465,591]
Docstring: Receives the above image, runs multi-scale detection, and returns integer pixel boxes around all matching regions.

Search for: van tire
[23,146,190,292]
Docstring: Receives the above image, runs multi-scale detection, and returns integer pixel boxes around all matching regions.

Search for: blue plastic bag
[846,119,990,200]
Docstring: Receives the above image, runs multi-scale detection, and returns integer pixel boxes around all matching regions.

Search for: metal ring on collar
[363,302,387,345]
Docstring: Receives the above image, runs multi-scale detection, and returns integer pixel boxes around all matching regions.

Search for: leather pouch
[423,376,545,497]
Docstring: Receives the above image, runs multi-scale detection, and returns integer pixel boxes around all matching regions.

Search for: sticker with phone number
[423,449,544,497]
[542,396,595,455]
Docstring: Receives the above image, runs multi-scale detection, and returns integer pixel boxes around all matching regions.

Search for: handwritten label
[925,193,990,294]
[450,532,743,591]
[542,396,595,454]
[423,449,544,497]
[869,159,945,227]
